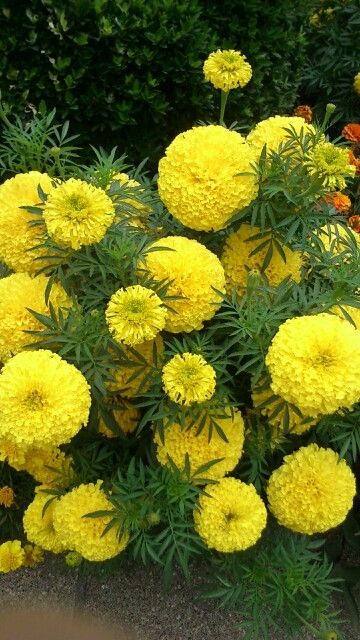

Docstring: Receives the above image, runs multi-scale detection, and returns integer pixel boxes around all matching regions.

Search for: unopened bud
[65,551,82,567]
[322,631,338,640]
[325,103,336,116]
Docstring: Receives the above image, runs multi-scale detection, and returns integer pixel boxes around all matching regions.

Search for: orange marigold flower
[293,105,312,123]
[349,215,360,233]
[348,150,360,174]
[0,485,15,508]
[323,191,351,213]
[342,124,360,143]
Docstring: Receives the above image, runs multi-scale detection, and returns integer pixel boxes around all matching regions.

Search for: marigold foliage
[158,126,258,232]
[0,485,15,508]
[353,71,360,96]
[0,350,91,449]
[43,178,115,250]
[221,224,303,294]
[154,409,245,480]
[0,272,71,363]
[99,398,140,437]
[194,477,267,552]
[52,481,129,561]
[140,236,226,332]
[108,336,164,398]
[0,171,54,273]
[246,115,316,154]
[162,353,216,406]
[0,540,25,573]
[252,386,318,437]
[203,49,252,92]
[105,285,167,346]
[267,444,356,534]
[265,313,360,417]
[23,492,65,553]
[304,142,356,190]
[317,223,360,254]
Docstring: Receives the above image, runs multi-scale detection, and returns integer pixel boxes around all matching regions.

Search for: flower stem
[220,91,229,126]
[288,604,324,639]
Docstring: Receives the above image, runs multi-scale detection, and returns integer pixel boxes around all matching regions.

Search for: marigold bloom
[304,142,355,190]
[140,236,226,332]
[108,336,164,397]
[22,544,45,567]
[194,477,267,552]
[109,172,149,211]
[106,285,167,346]
[247,115,317,155]
[0,540,24,573]
[252,386,318,436]
[43,178,115,250]
[267,444,356,534]
[158,125,258,232]
[154,408,245,480]
[349,215,360,233]
[342,123,360,143]
[317,223,360,254]
[52,481,129,561]
[99,398,140,437]
[265,313,360,416]
[330,303,360,330]
[0,350,91,449]
[321,191,351,214]
[0,272,71,363]
[348,149,360,174]
[162,353,216,405]
[0,171,54,273]
[23,492,65,553]
[20,447,73,486]
[221,224,303,294]
[0,485,15,507]
[353,72,360,96]
[203,49,252,92]
[293,105,312,123]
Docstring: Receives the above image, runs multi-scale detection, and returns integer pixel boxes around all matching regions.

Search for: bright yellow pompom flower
[162,353,216,405]
[247,115,317,155]
[105,285,167,346]
[267,444,356,534]
[221,224,303,294]
[203,49,252,92]
[52,481,129,561]
[23,491,66,553]
[194,477,267,552]
[0,272,71,363]
[43,178,115,250]
[0,540,25,573]
[0,171,54,273]
[158,125,258,232]
[316,223,360,255]
[265,313,360,417]
[139,236,226,333]
[304,142,355,190]
[108,335,164,398]
[154,408,245,480]
[0,350,91,449]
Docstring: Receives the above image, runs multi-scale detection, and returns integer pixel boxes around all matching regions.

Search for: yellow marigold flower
[154,408,245,480]
[0,272,71,363]
[0,540,25,573]
[108,336,164,398]
[293,105,313,123]
[331,304,360,329]
[353,72,360,96]
[52,481,129,562]
[158,125,258,232]
[0,350,91,449]
[0,171,54,273]
[317,223,360,254]
[221,224,303,294]
[252,386,318,437]
[265,313,360,417]
[43,178,115,250]
[194,477,267,552]
[105,285,167,346]
[99,398,140,437]
[23,492,65,553]
[304,141,356,190]
[140,236,226,332]
[0,485,15,507]
[267,444,356,534]
[0,438,26,467]
[20,447,73,486]
[203,49,252,92]
[22,544,44,567]
[247,115,317,155]
[162,353,216,405]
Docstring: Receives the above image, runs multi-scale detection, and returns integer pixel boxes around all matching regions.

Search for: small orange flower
[0,485,15,508]
[293,105,313,123]
[323,192,351,213]
[348,150,360,174]
[342,124,360,143]
[349,215,360,233]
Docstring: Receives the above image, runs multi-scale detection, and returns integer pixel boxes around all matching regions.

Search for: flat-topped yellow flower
[267,444,356,534]
[203,49,252,92]
[162,353,216,405]
[304,141,355,190]
[194,477,267,552]
[0,540,25,573]
[23,491,65,553]
[105,285,167,346]
[43,178,115,250]
[0,350,91,449]
[247,115,317,155]
[0,171,54,273]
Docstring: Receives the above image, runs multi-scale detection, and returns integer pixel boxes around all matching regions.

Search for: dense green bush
[0,0,307,165]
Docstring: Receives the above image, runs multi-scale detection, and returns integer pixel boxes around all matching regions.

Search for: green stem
[220,90,229,126]
[288,604,323,639]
